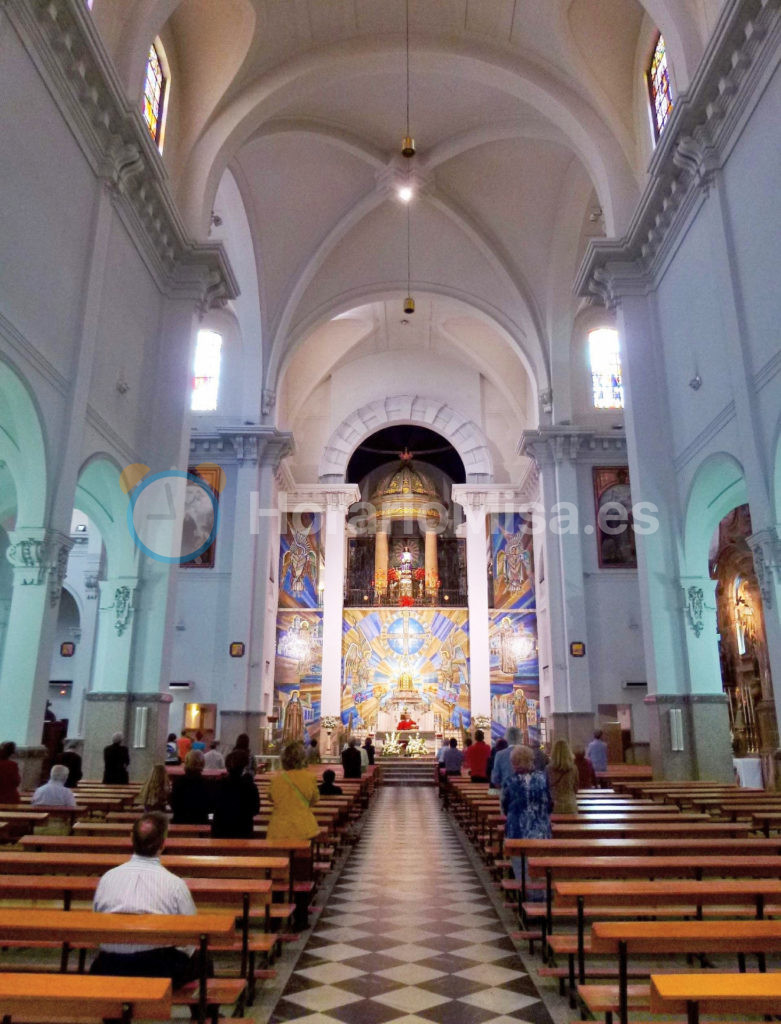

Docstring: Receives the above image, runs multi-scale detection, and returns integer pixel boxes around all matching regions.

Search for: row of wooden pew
[444,774,781,1024]
[0,765,378,1022]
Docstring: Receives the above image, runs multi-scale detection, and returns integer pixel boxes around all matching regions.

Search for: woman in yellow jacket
[266,741,320,840]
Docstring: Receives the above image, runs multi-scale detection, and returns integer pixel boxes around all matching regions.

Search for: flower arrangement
[413,567,425,582]
[473,715,491,731]
[321,715,340,732]
[387,568,399,583]
[399,595,414,607]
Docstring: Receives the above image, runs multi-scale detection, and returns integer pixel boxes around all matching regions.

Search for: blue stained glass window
[648,33,674,139]
[589,328,624,410]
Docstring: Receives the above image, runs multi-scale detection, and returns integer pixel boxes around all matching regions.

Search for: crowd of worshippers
[439,728,608,895]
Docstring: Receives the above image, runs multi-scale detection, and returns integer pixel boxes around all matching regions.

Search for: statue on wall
[282,689,304,743]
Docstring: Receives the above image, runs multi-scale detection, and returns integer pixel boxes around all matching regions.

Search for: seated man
[318,769,343,796]
[90,812,204,991]
[32,764,76,807]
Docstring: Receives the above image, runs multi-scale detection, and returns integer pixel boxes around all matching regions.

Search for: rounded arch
[0,358,48,526]
[74,455,138,579]
[774,421,781,526]
[180,37,639,239]
[683,452,749,576]
[275,284,543,408]
[319,395,494,484]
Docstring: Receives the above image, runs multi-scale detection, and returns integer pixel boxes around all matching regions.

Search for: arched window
[647,33,674,140]
[142,42,167,149]
[589,328,623,410]
[191,329,222,411]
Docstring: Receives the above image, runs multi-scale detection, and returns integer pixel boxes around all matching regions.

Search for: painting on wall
[489,610,539,743]
[273,610,323,741]
[180,464,221,568]
[341,608,470,735]
[488,512,535,609]
[593,467,637,568]
[279,511,323,608]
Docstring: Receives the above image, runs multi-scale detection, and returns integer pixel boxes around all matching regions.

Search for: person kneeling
[90,812,213,1009]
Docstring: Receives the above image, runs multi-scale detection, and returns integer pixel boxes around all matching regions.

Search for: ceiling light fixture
[397,185,413,202]
[401,0,415,157]
[403,203,415,315]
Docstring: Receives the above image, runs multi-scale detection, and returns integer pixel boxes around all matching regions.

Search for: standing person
[211,750,260,838]
[0,741,21,803]
[490,726,523,790]
[103,732,130,784]
[306,739,321,764]
[164,733,180,765]
[203,742,225,770]
[89,813,205,991]
[190,731,206,752]
[169,750,210,824]
[486,737,507,788]
[436,738,449,765]
[531,739,550,773]
[574,745,597,788]
[586,730,609,775]
[176,730,192,762]
[363,736,375,766]
[32,764,76,807]
[463,729,491,783]
[501,745,552,895]
[266,742,319,840]
[341,737,362,779]
[442,737,463,776]
[138,764,171,813]
[547,739,578,814]
[59,739,83,788]
[231,733,254,774]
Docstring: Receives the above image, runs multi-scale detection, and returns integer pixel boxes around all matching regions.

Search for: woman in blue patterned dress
[501,744,553,898]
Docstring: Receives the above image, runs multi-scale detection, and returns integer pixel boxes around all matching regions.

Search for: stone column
[425,529,438,599]
[451,488,491,721]
[374,523,389,594]
[0,529,72,746]
[90,577,139,692]
[320,487,360,717]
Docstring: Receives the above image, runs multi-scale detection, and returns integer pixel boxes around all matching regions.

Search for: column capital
[189,427,295,467]
[519,427,627,465]
[747,528,781,609]
[286,484,360,515]
[6,529,74,607]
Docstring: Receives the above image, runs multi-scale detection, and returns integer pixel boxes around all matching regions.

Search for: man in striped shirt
[89,811,201,990]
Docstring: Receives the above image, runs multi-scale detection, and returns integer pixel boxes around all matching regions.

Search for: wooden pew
[585,919,781,1024]
[0,908,237,1023]
[0,972,171,1022]
[649,971,781,1024]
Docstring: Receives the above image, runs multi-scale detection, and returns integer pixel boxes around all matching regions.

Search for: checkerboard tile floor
[269,788,554,1024]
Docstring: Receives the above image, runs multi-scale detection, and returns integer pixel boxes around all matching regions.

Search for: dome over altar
[370,459,443,523]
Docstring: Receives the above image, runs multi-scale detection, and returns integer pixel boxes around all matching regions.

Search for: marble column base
[129,693,173,783]
[219,711,263,759]
[15,745,47,790]
[645,692,734,782]
[82,693,129,781]
[549,712,596,754]
[83,692,171,782]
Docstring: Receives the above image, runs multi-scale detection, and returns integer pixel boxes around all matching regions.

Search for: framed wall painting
[180,464,220,568]
[593,466,637,569]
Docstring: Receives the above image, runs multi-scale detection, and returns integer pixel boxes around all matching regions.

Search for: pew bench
[0,972,171,1023]
[649,971,781,1024]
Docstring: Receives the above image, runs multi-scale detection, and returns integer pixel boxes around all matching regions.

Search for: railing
[343,588,468,608]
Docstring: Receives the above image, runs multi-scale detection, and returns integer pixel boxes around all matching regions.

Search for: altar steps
[379,757,438,787]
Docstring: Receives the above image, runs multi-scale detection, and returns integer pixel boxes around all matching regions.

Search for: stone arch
[774,420,781,526]
[0,358,47,526]
[319,396,493,484]
[682,451,749,576]
[75,455,138,579]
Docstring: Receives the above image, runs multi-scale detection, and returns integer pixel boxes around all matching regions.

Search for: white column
[319,487,360,716]
[452,489,491,720]
[91,577,140,692]
[0,530,72,745]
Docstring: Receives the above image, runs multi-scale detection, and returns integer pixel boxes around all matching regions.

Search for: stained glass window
[647,33,673,139]
[191,330,222,411]
[142,43,166,148]
[589,328,624,410]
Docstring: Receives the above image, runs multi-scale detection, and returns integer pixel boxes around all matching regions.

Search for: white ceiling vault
[94,0,722,483]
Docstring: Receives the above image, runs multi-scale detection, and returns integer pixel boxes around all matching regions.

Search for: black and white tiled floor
[269,788,554,1024]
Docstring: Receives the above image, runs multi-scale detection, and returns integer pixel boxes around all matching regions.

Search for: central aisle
[270,787,554,1024]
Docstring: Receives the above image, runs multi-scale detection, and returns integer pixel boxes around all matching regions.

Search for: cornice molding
[286,483,361,514]
[3,0,238,309]
[519,427,627,465]
[189,427,295,467]
[575,0,780,306]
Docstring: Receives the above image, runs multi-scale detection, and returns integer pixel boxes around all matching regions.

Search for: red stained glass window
[142,43,166,148]
[647,33,674,140]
